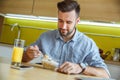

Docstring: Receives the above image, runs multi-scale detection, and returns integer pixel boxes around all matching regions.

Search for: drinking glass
[11,39,25,67]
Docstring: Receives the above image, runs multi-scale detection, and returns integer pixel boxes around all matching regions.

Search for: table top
[105,60,120,66]
[0,57,114,80]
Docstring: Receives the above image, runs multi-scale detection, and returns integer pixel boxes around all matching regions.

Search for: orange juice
[12,47,24,63]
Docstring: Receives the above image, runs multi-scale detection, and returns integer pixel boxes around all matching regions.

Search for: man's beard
[59,26,75,37]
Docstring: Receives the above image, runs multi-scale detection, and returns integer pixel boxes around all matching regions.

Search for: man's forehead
[58,10,76,18]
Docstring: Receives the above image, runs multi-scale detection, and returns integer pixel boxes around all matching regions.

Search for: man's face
[58,10,79,37]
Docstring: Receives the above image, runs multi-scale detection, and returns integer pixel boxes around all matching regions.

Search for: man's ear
[76,17,80,24]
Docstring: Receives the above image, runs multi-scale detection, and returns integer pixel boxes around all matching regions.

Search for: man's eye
[67,21,72,24]
[58,20,63,23]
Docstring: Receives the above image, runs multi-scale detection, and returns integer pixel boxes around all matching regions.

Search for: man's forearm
[83,66,110,78]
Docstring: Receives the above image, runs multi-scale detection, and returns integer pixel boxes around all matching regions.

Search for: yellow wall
[1,18,57,45]
[1,17,120,60]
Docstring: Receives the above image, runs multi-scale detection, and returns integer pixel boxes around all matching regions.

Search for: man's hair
[57,0,80,18]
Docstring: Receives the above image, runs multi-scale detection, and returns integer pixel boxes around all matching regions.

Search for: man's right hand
[26,45,41,59]
[22,45,42,62]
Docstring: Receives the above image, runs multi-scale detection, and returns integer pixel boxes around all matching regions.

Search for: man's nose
[62,23,67,29]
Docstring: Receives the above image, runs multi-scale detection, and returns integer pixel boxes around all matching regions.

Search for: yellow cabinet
[0,0,120,22]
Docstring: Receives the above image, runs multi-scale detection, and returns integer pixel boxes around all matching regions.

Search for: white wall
[0,43,13,58]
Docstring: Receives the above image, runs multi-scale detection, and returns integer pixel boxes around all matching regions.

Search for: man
[22,0,110,78]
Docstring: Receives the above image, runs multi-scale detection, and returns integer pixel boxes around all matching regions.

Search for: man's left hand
[57,62,82,74]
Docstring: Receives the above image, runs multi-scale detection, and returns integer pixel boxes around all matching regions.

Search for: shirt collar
[71,29,80,42]
[56,30,63,40]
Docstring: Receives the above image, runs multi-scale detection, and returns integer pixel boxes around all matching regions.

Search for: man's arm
[57,62,110,78]
[83,66,109,78]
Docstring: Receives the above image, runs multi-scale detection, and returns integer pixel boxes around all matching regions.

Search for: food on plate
[41,55,59,70]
